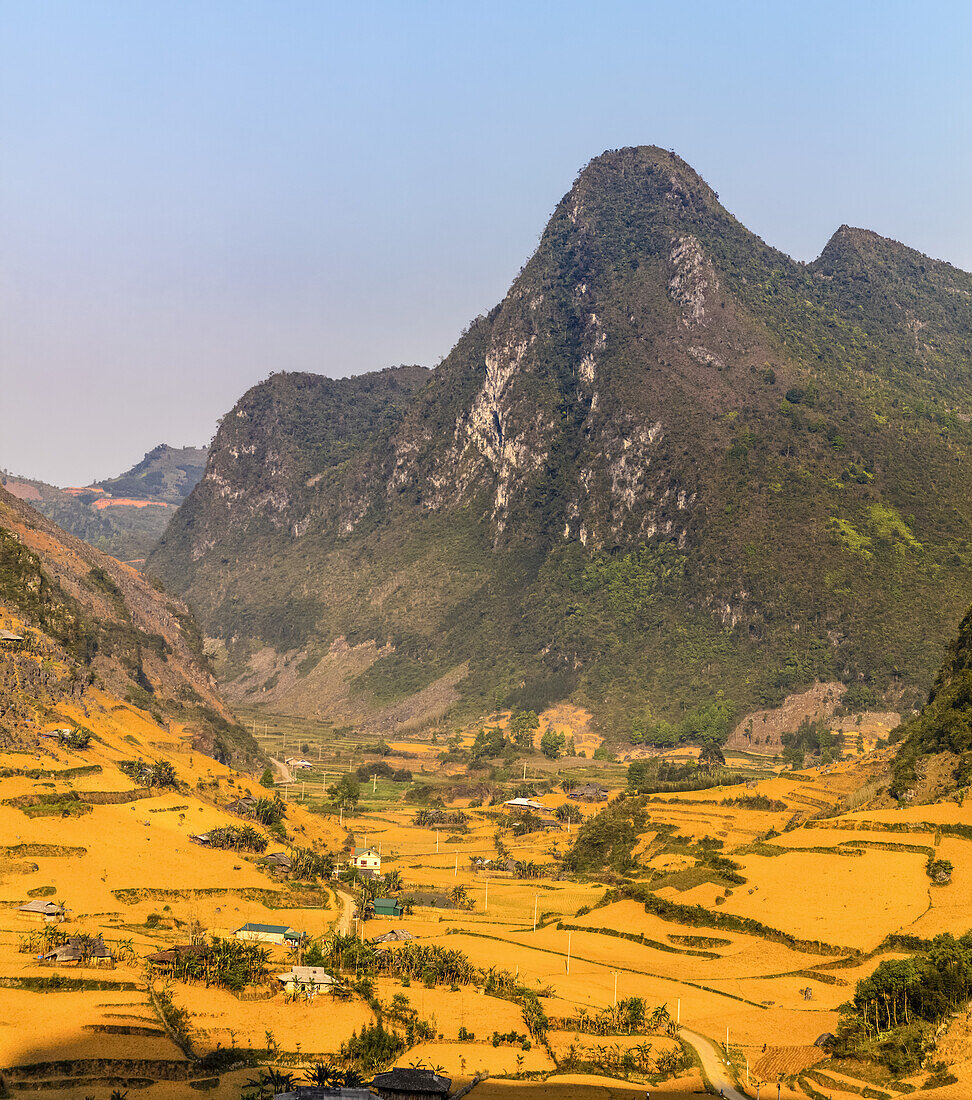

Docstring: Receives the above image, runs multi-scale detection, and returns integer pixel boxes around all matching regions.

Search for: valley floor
[1,700,970,1098]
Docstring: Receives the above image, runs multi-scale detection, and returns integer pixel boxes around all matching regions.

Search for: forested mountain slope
[150,146,972,736]
[0,484,257,763]
[892,602,972,799]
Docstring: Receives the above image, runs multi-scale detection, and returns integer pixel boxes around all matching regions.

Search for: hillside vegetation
[151,146,972,735]
[892,601,972,799]
[0,483,257,763]
[2,444,208,563]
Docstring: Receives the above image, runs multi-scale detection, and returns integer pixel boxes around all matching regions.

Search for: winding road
[270,756,293,784]
[679,1028,749,1098]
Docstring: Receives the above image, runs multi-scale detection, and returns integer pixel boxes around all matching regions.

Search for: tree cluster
[836,933,972,1073]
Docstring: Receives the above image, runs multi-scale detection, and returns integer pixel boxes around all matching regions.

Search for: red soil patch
[1,480,41,501]
[92,498,174,510]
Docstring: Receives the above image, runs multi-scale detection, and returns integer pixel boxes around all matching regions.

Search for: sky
[1,0,970,485]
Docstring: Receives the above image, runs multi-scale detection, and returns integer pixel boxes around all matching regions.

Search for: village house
[372,928,414,944]
[145,944,211,973]
[41,934,114,967]
[234,922,303,947]
[275,965,335,995]
[373,897,403,919]
[351,845,381,873]
[18,899,65,923]
[0,629,23,644]
[371,1067,451,1099]
[228,796,258,816]
[262,851,293,873]
[502,796,548,812]
[568,782,608,802]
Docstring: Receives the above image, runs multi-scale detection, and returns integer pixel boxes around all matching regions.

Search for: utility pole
[533,895,538,932]
[566,931,571,974]
[372,774,377,793]
[677,998,680,1025]
[484,878,488,912]
[454,854,458,878]
[436,831,439,853]
[613,971,617,1006]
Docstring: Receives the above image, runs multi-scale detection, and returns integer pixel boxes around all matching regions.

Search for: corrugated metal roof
[19,899,64,914]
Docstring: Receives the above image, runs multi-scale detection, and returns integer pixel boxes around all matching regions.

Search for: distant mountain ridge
[2,443,208,563]
[94,443,208,504]
[150,146,972,736]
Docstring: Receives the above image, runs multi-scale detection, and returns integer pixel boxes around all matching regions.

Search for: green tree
[698,741,726,769]
[540,730,566,759]
[509,709,540,749]
[259,767,275,789]
[330,774,360,810]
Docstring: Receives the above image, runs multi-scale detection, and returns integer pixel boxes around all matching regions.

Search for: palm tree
[116,937,139,965]
[304,1063,336,1087]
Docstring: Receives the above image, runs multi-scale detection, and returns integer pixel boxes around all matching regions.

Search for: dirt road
[335,888,354,935]
[679,1028,749,1098]
[270,756,293,784]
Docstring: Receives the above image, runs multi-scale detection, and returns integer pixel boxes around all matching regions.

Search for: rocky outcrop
[150,146,972,733]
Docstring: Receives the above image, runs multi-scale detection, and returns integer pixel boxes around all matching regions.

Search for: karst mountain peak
[149,147,972,737]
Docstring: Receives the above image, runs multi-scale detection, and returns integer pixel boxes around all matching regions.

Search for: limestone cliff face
[150,146,972,731]
[168,366,430,558]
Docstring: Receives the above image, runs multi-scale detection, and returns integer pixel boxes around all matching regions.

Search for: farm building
[41,934,113,966]
[0,630,23,643]
[145,944,211,972]
[235,922,303,946]
[228,796,258,815]
[351,845,381,872]
[275,966,335,994]
[502,797,547,812]
[371,1067,451,1099]
[18,899,65,922]
[263,851,293,873]
[286,758,314,770]
[568,783,608,802]
[373,897,403,918]
[372,929,414,944]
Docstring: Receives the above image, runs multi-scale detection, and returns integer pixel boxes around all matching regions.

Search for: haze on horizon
[1,0,970,486]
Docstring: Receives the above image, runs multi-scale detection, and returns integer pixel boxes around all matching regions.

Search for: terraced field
[4,693,972,1099]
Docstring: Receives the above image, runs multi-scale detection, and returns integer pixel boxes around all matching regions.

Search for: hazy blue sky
[2,0,970,485]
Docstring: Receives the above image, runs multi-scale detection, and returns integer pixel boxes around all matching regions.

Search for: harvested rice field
[3,687,972,1099]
